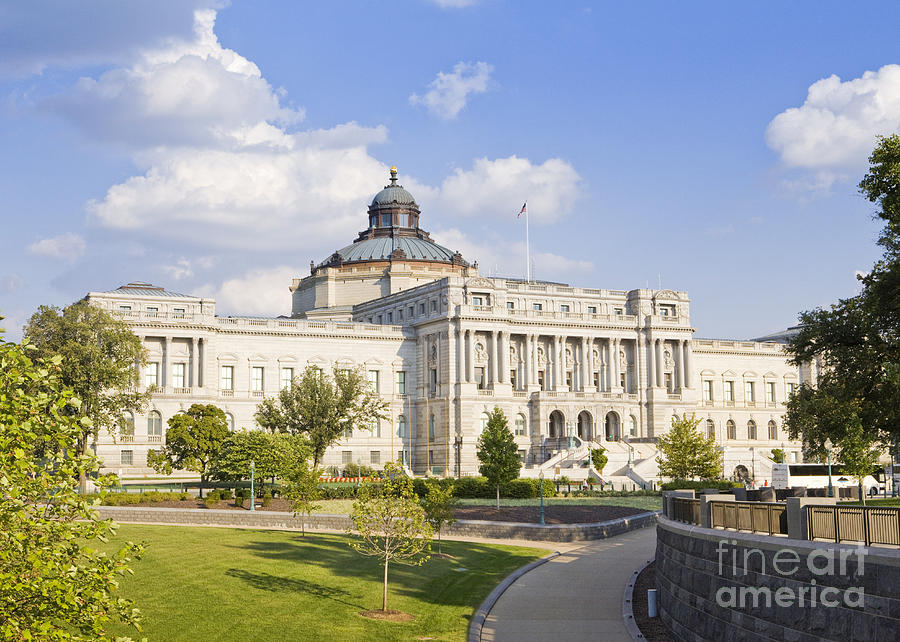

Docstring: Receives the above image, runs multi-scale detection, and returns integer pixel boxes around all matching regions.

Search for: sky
[2,0,899,341]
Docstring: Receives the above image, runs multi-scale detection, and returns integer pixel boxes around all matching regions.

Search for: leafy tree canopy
[255,365,387,466]
[148,403,229,496]
[590,446,608,473]
[0,316,143,640]
[657,414,723,480]
[24,301,149,459]
[476,407,521,509]
[284,461,322,536]
[212,430,309,483]
[785,135,900,457]
[420,478,458,554]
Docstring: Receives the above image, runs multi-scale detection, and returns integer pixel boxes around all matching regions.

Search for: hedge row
[660,479,743,491]
[85,491,191,505]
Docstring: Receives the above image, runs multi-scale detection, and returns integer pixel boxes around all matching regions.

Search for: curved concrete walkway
[480,526,656,642]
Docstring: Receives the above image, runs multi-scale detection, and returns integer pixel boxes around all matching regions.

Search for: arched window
[747,420,757,440]
[120,411,135,437]
[225,413,234,431]
[515,414,527,436]
[768,420,777,440]
[397,415,406,438]
[706,419,715,439]
[629,415,638,437]
[726,420,736,440]
[147,411,162,437]
[480,412,491,431]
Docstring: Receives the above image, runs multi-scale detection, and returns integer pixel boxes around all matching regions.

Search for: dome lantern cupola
[367,166,420,230]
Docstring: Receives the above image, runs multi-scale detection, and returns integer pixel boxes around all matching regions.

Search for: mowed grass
[103,524,546,641]
[312,495,661,515]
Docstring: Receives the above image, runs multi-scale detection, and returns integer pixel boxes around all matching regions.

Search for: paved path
[481,527,656,642]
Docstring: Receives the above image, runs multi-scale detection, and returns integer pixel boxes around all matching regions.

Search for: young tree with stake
[476,407,521,509]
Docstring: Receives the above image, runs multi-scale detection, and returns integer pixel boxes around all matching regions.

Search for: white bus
[771,463,885,496]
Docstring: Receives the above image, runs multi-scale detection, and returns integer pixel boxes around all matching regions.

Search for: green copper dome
[370,166,416,206]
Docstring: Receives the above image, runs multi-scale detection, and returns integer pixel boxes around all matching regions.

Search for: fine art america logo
[715,539,865,608]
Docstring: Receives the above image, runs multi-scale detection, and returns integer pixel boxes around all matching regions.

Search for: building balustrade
[173,387,192,395]
[148,435,162,443]
[220,389,234,397]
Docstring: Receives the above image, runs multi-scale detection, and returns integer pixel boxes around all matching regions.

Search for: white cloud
[423,155,581,223]
[0,1,211,77]
[44,9,303,149]
[27,233,86,260]
[161,257,213,280]
[432,228,592,282]
[0,274,25,293]
[197,266,296,316]
[766,65,900,175]
[409,61,493,120]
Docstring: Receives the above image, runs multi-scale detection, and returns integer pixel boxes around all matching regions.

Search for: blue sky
[2,0,898,341]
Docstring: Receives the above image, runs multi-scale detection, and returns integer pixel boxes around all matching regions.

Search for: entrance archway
[577,411,593,441]
[733,465,750,483]
[605,411,620,441]
[548,410,565,439]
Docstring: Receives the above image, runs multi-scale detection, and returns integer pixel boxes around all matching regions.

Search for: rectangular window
[251,366,264,392]
[506,301,515,310]
[538,370,546,390]
[398,450,407,465]
[371,418,381,438]
[566,370,573,387]
[475,367,485,389]
[510,369,517,389]
[408,306,414,318]
[118,305,131,312]
[377,315,383,324]
[593,372,599,389]
[664,372,673,393]
[745,381,755,402]
[281,367,294,390]
[145,306,158,317]
[787,382,797,398]
[659,304,675,317]
[428,450,435,467]
[428,415,435,440]
[387,312,392,323]
[121,450,133,465]
[342,451,352,464]
[398,309,403,321]
[419,303,425,315]
[518,449,527,463]
[560,304,570,312]
[220,365,234,390]
[587,306,597,314]
[472,296,483,306]
[532,303,543,311]
[620,372,627,390]
[172,363,185,388]
[370,451,380,465]
[173,307,185,319]
[395,371,406,395]
[431,300,437,312]
[766,381,776,403]
[381,213,391,227]
[429,368,437,396]
[145,362,159,388]
[368,369,379,393]
[725,381,734,402]
[703,380,713,401]
[613,307,623,315]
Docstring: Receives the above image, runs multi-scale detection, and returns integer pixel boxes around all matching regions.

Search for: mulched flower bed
[101,499,650,524]
[632,561,675,642]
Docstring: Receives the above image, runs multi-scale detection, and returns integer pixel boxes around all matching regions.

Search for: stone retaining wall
[96,506,658,542]
[656,516,900,641]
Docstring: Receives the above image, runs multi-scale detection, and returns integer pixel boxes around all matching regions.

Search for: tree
[420,478,458,555]
[785,135,900,456]
[590,446,608,474]
[255,365,388,466]
[837,417,882,505]
[212,430,309,488]
[284,461,322,536]
[657,414,723,480]
[148,404,229,497]
[769,448,786,464]
[24,301,150,490]
[347,462,432,613]
[476,407,521,509]
[0,316,143,640]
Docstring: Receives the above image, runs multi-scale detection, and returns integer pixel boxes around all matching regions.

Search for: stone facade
[85,169,806,481]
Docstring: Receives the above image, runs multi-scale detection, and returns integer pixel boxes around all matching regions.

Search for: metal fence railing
[672,497,701,525]
[710,501,787,536]
[807,505,900,546]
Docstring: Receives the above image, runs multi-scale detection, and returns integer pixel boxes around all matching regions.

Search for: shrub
[234,488,245,507]
[204,490,221,507]
[219,488,233,500]
[660,479,742,491]
[262,490,272,507]
[342,462,378,478]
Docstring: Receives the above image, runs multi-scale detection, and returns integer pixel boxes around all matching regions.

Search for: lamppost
[249,460,255,511]
[538,469,545,525]
[454,435,462,478]
[749,447,755,487]
[567,421,575,450]
[825,438,834,498]
[625,435,632,466]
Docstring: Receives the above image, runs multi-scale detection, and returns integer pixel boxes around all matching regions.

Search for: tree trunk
[438,529,442,555]
[496,485,500,510]
[382,556,389,611]
[302,513,306,536]
[199,474,205,499]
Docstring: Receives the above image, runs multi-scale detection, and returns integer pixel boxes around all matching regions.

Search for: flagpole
[525,208,530,283]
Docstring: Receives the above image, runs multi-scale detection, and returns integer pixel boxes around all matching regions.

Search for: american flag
[517,202,527,218]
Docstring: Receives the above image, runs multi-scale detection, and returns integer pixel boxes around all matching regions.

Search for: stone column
[490,330,498,385]
[466,330,474,383]
[656,339,664,390]
[499,331,507,384]
[587,338,595,390]
[457,323,465,383]
[191,337,199,388]
[532,335,539,386]
[636,333,645,392]
[684,339,693,389]
[559,335,568,388]
[522,335,529,387]
[648,334,656,387]
[609,338,617,388]
[677,339,685,390]
[162,336,171,389]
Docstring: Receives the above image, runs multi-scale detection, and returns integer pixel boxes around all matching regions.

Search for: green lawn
[103,524,546,641]
[845,497,900,507]
[311,495,661,515]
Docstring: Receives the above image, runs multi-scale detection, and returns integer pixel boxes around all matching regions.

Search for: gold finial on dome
[389,165,398,184]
